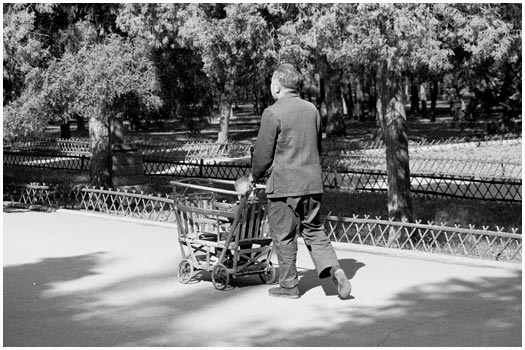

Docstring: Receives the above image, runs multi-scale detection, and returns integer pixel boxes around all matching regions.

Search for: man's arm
[251,109,279,182]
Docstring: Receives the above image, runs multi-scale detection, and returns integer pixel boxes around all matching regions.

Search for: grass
[322,190,521,231]
[5,101,522,232]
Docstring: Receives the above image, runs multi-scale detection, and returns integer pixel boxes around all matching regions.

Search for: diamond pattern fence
[322,169,522,202]
[4,138,90,155]
[3,183,521,263]
[4,137,522,202]
[3,151,90,171]
[322,155,522,179]
[136,140,252,162]
[324,215,521,263]
[144,159,251,179]
[323,134,522,156]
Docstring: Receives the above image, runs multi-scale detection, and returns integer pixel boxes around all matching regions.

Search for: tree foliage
[179,3,276,141]
[3,3,521,191]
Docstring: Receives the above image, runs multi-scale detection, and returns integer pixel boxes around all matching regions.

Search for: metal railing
[322,169,522,202]
[322,155,522,179]
[324,215,521,262]
[4,137,522,202]
[3,183,521,263]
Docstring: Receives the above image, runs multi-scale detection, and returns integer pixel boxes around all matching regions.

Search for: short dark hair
[273,63,303,92]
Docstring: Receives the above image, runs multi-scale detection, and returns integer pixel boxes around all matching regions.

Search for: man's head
[270,63,303,100]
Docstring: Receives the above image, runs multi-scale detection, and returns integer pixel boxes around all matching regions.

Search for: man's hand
[248,173,255,188]
[234,175,253,196]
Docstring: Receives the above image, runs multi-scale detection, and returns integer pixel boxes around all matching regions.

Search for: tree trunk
[430,80,439,122]
[320,58,346,137]
[354,78,364,122]
[217,94,232,143]
[367,77,376,120]
[342,81,353,119]
[376,64,413,225]
[89,111,112,188]
[76,114,86,131]
[420,82,428,118]
[318,72,327,128]
[60,122,71,139]
[410,78,419,115]
[110,117,124,144]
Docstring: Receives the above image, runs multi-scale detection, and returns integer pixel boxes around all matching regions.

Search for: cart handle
[170,178,265,196]
[201,178,266,190]
[171,180,239,196]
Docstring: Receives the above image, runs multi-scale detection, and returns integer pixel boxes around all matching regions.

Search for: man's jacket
[251,93,324,198]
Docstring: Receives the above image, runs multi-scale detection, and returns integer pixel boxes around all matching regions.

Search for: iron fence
[323,169,522,202]
[134,140,252,162]
[324,134,522,156]
[3,138,90,155]
[3,151,90,171]
[324,215,521,262]
[322,155,522,179]
[4,137,522,202]
[3,183,521,263]
[144,159,251,179]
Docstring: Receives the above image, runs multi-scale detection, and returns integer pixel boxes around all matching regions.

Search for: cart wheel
[259,261,277,284]
[177,259,194,284]
[211,264,229,290]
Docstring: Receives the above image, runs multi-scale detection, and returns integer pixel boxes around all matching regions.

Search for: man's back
[252,93,323,198]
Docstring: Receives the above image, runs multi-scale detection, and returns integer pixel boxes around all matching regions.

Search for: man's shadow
[297,259,365,298]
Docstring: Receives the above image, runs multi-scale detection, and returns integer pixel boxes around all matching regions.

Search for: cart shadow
[188,269,277,290]
[187,258,366,292]
[297,258,365,298]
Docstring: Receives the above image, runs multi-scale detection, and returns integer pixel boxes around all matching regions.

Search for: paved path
[3,210,522,347]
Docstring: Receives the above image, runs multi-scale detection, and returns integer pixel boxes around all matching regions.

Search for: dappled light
[3,211,521,346]
[3,3,522,347]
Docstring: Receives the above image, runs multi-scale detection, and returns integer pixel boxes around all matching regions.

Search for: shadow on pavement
[288,270,522,348]
[4,253,104,346]
[298,258,366,297]
[3,252,521,347]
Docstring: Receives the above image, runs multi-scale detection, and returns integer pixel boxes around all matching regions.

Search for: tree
[276,4,348,136]
[327,3,458,222]
[3,35,162,187]
[180,4,276,142]
[3,3,53,104]
[116,3,211,125]
[335,3,516,221]
[424,4,519,123]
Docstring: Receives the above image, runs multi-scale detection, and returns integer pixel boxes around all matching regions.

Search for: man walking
[250,63,352,299]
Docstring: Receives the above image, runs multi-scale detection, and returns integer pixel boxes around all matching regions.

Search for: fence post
[199,159,204,177]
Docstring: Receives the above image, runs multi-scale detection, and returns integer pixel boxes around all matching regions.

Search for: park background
[3,3,522,261]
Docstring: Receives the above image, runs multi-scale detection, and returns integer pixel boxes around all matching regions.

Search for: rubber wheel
[211,264,229,290]
[259,261,277,284]
[177,259,194,284]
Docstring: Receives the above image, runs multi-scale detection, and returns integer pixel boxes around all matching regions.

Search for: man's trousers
[267,194,340,289]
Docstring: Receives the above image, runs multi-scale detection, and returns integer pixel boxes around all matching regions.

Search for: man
[249,63,352,299]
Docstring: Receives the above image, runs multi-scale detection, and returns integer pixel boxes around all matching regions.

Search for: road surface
[3,209,522,347]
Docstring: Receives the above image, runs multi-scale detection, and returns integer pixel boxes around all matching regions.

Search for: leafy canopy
[3,35,162,139]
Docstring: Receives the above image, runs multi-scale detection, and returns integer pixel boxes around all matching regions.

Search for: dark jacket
[251,93,323,198]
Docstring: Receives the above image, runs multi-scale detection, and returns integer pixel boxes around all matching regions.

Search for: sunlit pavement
[3,210,522,347]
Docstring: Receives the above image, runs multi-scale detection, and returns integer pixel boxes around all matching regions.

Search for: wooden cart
[171,178,276,290]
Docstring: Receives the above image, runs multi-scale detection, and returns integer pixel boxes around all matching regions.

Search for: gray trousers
[268,194,340,288]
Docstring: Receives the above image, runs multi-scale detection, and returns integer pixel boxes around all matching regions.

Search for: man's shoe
[268,286,300,299]
[332,268,352,299]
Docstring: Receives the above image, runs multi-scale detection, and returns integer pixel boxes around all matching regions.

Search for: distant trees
[179,3,276,142]
[4,34,162,187]
[3,3,521,197]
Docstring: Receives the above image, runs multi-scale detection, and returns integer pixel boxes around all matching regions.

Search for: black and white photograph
[2,3,522,347]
